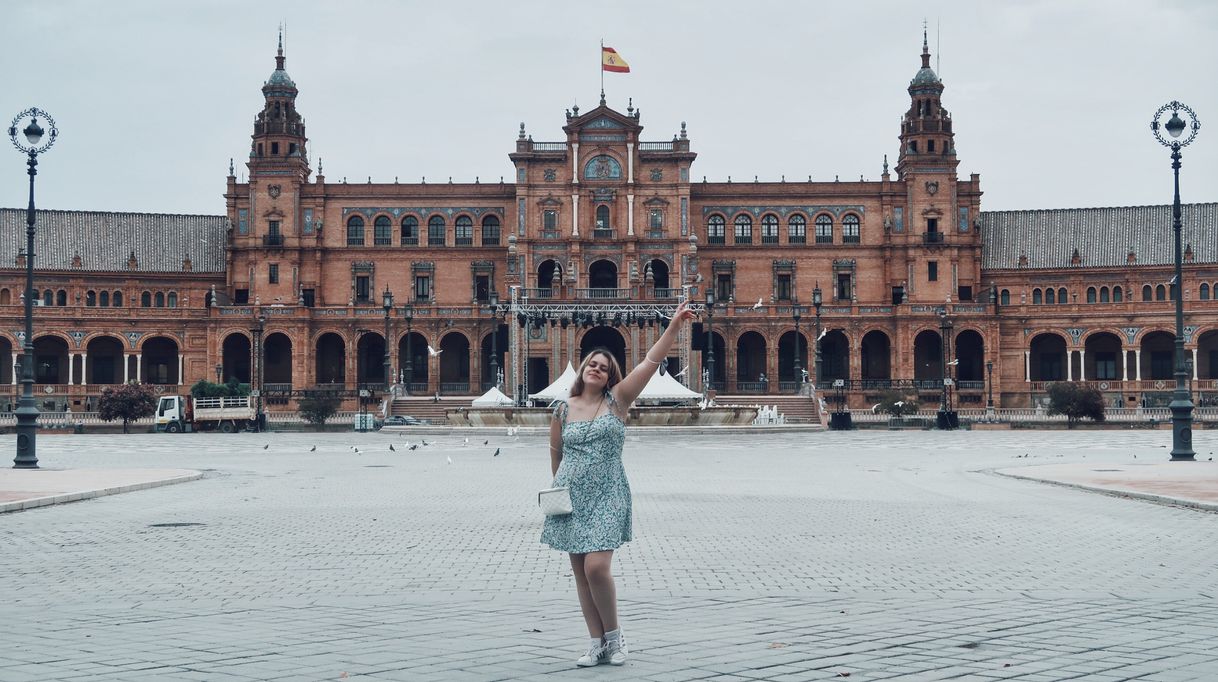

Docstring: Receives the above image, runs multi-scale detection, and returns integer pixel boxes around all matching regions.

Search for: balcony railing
[923,232,944,244]
[815,234,833,244]
[530,142,566,151]
[455,237,473,246]
[401,236,418,245]
[639,141,674,151]
[263,383,293,394]
[578,288,630,300]
[440,382,470,395]
[842,235,860,244]
[262,234,285,246]
[593,228,614,239]
[761,235,779,244]
[520,287,555,299]
[707,235,726,245]
[789,235,806,244]
[653,288,682,299]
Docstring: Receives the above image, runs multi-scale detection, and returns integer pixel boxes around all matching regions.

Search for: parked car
[383,415,429,426]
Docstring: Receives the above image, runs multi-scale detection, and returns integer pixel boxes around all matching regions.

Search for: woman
[542,299,696,667]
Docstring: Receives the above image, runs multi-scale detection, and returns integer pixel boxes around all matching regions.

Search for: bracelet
[643,355,663,366]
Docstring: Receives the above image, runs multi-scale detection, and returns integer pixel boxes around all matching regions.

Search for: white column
[123,354,129,383]
[11,354,17,385]
[571,194,579,236]
[626,142,634,184]
[1193,348,1199,380]
[136,353,142,382]
[1122,349,1128,381]
[571,143,579,184]
[627,194,635,236]
[1066,351,1073,381]
[1135,349,1142,381]
[68,353,75,385]
[178,356,184,385]
[1025,350,1031,381]
[1079,349,1086,381]
[81,352,87,386]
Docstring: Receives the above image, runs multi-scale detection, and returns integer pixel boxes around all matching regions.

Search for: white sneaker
[606,633,627,665]
[576,641,606,667]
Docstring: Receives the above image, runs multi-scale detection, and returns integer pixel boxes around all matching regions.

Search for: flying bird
[493,448,500,457]
[698,398,710,411]
[653,309,671,320]
[894,401,905,407]
[947,359,960,366]
[446,455,453,465]
[752,298,764,310]
[872,403,881,413]
[427,345,442,357]
[817,327,828,341]
[672,367,688,378]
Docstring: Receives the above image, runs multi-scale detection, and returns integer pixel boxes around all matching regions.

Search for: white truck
[155,395,258,433]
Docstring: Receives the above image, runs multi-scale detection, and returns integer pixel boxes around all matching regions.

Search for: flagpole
[600,39,605,105]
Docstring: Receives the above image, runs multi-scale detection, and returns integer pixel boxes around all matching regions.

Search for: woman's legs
[582,550,619,633]
[569,553,605,638]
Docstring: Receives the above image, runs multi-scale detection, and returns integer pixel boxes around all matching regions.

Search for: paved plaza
[2,429,1217,681]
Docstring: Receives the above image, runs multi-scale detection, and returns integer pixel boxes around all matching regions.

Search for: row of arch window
[1001,283,1218,307]
[0,289,178,308]
[347,215,502,247]
[705,213,860,246]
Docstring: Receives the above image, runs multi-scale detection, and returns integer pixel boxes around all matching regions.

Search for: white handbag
[538,486,572,516]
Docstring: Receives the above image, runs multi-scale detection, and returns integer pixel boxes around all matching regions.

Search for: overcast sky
[3,0,1216,215]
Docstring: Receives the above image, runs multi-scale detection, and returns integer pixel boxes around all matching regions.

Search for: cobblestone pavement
[2,430,1217,681]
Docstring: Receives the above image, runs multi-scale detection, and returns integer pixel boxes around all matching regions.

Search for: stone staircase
[712,393,823,424]
[389,396,475,424]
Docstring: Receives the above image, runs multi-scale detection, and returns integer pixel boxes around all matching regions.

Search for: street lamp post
[382,286,394,392]
[401,304,414,395]
[937,307,955,430]
[812,284,823,389]
[791,298,802,394]
[9,108,58,469]
[1151,101,1201,461]
[488,290,501,390]
[704,291,715,393]
[252,313,266,432]
[986,358,995,420]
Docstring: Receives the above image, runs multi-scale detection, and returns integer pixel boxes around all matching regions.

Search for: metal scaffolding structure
[507,285,696,405]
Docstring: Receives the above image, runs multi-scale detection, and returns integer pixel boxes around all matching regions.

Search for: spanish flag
[602,47,630,73]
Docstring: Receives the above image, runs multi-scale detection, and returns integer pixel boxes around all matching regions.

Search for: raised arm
[612,300,696,408]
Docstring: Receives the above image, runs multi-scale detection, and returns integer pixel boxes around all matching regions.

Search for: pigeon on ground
[422,439,429,446]
[389,444,396,451]
[446,455,453,465]
[493,448,500,457]
[463,437,469,446]
[427,345,442,357]
[263,444,270,450]
[353,447,360,454]
[309,445,316,452]
[483,439,489,445]
[752,298,764,310]
[409,444,418,451]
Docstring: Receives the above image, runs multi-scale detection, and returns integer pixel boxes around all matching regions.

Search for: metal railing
[262,234,285,246]
[923,232,944,244]
[653,288,682,299]
[593,228,614,239]
[707,235,726,245]
[815,234,833,244]
[439,382,470,394]
[520,287,555,299]
[577,288,630,300]
[789,235,806,244]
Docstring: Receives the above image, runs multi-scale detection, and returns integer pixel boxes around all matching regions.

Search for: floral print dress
[541,392,632,554]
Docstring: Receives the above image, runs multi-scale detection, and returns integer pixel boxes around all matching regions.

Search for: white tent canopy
[529,362,699,403]
[471,385,515,406]
[529,362,578,402]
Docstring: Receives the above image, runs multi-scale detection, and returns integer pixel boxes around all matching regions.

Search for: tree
[1046,382,1106,426]
[97,383,157,433]
[875,390,919,418]
[190,379,250,398]
[298,392,341,430]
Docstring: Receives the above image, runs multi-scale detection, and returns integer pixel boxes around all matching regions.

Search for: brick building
[2,35,1215,415]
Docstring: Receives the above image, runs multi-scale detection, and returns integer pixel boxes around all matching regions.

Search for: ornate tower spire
[894,27,957,180]
[249,29,309,179]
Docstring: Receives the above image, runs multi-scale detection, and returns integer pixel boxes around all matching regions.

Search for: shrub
[298,392,342,430]
[1046,382,1106,426]
[876,390,919,417]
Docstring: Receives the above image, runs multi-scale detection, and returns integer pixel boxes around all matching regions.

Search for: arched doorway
[263,332,293,387]
[1029,333,1066,381]
[777,330,807,383]
[86,336,124,385]
[537,259,561,294]
[222,333,252,384]
[1199,330,1218,380]
[33,336,69,384]
[356,332,387,384]
[588,260,618,295]
[439,332,471,393]
[954,330,985,381]
[913,330,942,381]
[0,337,12,385]
[647,259,670,291]
[579,326,627,373]
[820,330,850,383]
[141,337,179,385]
[1084,332,1122,381]
[861,330,892,384]
[398,331,429,386]
[315,333,346,385]
[735,331,767,390]
[1140,331,1175,380]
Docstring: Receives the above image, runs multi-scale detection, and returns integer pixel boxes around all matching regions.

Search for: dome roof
[266,67,296,89]
[911,65,940,86]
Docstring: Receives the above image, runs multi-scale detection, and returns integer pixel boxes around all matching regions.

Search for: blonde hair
[570,348,622,397]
